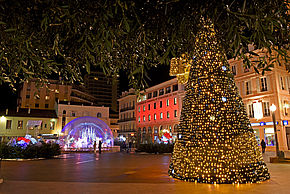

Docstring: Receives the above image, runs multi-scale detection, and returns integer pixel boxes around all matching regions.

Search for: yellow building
[0,108,58,142]
[229,49,290,152]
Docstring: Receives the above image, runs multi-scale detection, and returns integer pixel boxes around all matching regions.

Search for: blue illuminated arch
[60,116,113,149]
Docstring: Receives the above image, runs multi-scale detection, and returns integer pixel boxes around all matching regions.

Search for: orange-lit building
[18,80,96,110]
[136,78,185,143]
[229,48,290,152]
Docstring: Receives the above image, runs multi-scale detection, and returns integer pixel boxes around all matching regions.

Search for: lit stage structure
[59,116,114,149]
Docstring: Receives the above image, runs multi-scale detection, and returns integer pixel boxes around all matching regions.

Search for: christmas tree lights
[168,17,270,184]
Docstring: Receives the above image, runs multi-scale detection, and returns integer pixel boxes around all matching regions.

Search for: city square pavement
[0,152,290,194]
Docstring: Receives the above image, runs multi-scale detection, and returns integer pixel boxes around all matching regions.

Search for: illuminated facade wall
[229,48,290,151]
[118,88,137,143]
[0,108,58,141]
[136,78,185,143]
[18,80,96,110]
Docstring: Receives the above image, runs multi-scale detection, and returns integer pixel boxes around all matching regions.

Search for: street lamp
[270,104,282,158]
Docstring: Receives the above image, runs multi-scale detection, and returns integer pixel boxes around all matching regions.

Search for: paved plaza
[0,152,290,194]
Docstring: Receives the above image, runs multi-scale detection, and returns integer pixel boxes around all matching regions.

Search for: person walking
[129,141,132,152]
[93,141,97,154]
[261,139,266,154]
[98,140,102,154]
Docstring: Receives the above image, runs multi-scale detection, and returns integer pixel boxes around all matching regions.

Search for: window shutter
[285,77,289,91]
[267,76,271,91]
[241,81,245,96]
[278,76,282,90]
[256,78,260,92]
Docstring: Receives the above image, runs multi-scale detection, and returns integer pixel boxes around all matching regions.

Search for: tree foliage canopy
[0,0,289,90]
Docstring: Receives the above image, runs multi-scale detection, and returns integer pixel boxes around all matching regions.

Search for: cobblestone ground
[0,152,289,194]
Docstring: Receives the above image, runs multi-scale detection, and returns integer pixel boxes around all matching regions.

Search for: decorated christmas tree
[168,17,270,184]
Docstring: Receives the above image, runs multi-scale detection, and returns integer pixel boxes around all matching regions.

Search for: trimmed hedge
[136,143,174,153]
[0,143,61,159]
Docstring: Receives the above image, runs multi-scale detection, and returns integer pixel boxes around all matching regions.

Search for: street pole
[272,111,280,158]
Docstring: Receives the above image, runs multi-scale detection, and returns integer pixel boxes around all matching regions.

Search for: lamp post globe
[270,104,276,112]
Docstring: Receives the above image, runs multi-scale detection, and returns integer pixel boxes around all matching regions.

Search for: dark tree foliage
[0,0,289,91]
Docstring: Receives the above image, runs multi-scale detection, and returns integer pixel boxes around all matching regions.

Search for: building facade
[229,49,290,151]
[18,80,96,110]
[136,78,185,143]
[118,89,137,143]
[0,108,58,142]
[56,103,110,132]
[84,72,119,112]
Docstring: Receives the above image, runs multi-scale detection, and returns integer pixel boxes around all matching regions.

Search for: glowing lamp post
[270,104,281,158]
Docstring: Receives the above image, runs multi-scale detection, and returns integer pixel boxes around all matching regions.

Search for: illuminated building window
[264,128,275,146]
[174,98,177,105]
[231,65,236,75]
[263,102,270,117]
[174,110,177,117]
[248,104,254,118]
[154,114,157,120]
[167,111,170,118]
[246,81,252,95]
[143,115,145,122]
[284,101,289,116]
[154,103,156,109]
[143,105,145,112]
[17,120,23,129]
[50,121,55,130]
[167,99,169,106]
[6,120,12,129]
[159,89,164,96]
[160,112,163,119]
[160,101,163,108]
[153,91,158,97]
[45,96,50,100]
[261,77,268,91]
[138,117,140,122]
[148,114,151,121]
[138,107,140,112]
[148,104,151,110]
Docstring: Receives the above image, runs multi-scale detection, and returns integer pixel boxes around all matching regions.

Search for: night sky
[0,65,171,109]
[119,64,171,91]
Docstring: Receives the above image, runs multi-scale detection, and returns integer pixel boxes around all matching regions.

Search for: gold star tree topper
[169,53,192,84]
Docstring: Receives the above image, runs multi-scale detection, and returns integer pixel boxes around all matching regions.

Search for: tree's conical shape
[168,17,270,184]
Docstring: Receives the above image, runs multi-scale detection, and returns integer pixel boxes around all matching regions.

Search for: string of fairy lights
[168,17,270,184]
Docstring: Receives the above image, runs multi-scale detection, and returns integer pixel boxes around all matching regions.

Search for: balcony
[118,129,136,133]
[118,117,136,123]
[120,106,135,112]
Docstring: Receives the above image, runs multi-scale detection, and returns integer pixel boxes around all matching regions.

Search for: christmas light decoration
[168,17,270,184]
[170,54,192,84]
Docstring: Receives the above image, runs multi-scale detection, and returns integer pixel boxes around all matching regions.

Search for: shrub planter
[0,143,61,159]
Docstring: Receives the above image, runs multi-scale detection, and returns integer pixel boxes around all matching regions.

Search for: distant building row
[118,49,290,152]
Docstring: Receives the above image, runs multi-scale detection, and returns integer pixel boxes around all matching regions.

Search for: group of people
[93,140,102,154]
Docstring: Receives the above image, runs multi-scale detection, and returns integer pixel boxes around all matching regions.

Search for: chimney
[28,108,31,114]
[17,107,19,112]
[5,108,8,115]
